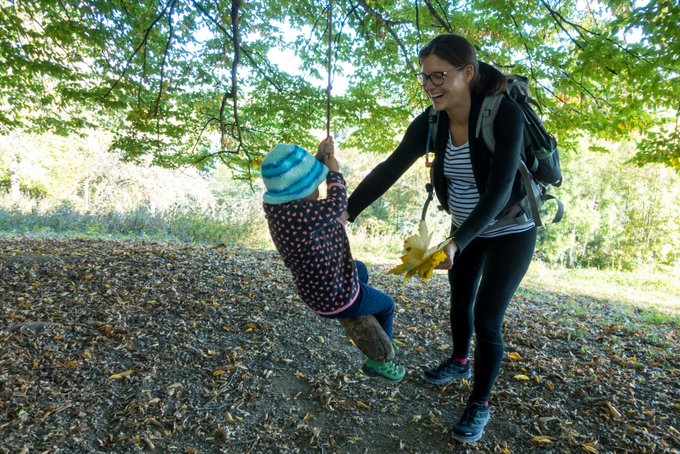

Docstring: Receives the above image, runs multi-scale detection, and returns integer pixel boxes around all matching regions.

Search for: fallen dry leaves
[0,237,678,453]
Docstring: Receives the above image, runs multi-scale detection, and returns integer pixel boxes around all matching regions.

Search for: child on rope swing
[261,137,405,382]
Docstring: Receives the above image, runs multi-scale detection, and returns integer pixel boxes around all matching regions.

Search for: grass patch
[524,261,680,318]
[0,206,270,248]
[345,225,402,266]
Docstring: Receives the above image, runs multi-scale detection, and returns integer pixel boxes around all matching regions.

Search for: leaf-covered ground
[0,237,678,453]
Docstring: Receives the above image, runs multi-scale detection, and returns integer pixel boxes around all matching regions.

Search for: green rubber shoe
[362,358,406,382]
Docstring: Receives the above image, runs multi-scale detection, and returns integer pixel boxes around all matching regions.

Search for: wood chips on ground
[0,237,678,453]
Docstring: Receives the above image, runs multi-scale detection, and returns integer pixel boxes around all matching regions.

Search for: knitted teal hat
[261,144,329,204]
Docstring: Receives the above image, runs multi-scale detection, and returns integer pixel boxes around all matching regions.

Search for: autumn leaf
[109,369,133,379]
[387,221,451,283]
[606,402,622,419]
[532,436,553,444]
[244,323,257,332]
[514,374,530,381]
[507,352,522,361]
[582,443,599,453]
[669,426,680,438]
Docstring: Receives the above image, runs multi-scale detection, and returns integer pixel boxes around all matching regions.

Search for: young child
[261,138,405,382]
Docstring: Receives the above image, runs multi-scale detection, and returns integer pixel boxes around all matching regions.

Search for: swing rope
[326,0,333,138]
[415,0,421,49]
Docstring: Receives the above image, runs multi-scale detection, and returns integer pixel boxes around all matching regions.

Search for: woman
[346,34,537,443]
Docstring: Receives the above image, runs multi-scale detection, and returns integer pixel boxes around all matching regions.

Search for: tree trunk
[9,135,20,202]
[568,222,576,268]
[83,177,90,212]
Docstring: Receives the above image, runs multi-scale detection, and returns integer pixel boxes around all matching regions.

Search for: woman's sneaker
[451,399,490,443]
[362,358,406,382]
[423,357,471,385]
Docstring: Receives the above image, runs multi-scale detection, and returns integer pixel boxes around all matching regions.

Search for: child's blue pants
[324,260,395,339]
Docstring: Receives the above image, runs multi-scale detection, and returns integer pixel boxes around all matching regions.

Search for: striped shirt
[444,135,534,237]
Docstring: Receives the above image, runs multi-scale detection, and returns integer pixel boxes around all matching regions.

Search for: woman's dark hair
[418,34,506,96]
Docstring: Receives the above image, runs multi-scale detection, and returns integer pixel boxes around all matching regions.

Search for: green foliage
[629,126,680,169]
[0,0,677,172]
[0,175,47,199]
[535,140,680,270]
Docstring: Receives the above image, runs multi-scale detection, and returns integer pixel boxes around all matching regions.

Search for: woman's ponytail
[474,61,507,97]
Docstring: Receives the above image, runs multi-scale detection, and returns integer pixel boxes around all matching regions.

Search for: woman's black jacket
[346,92,526,253]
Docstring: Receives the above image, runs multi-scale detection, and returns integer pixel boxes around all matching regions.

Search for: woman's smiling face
[420,54,473,112]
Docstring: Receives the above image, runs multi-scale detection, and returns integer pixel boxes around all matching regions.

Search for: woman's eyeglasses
[415,71,450,86]
[415,67,461,86]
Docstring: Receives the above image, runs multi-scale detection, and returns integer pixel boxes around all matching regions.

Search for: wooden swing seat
[339,315,394,362]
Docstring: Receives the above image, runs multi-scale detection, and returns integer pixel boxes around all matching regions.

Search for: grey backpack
[476,75,564,227]
[424,75,564,228]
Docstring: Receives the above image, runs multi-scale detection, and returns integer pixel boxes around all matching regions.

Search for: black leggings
[448,227,537,402]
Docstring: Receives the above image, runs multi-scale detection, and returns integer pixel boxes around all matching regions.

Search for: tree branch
[187,117,220,162]
[190,0,283,93]
[218,90,232,143]
[194,147,240,167]
[507,12,587,116]
[153,0,178,154]
[55,0,71,21]
[103,0,174,98]
[540,0,649,68]
[422,0,452,32]
[539,0,586,50]
[227,0,242,154]
[356,0,412,68]
[152,0,177,118]
[118,0,130,17]
[21,3,72,64]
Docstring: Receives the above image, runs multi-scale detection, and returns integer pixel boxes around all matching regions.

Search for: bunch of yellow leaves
[387,221,452,283]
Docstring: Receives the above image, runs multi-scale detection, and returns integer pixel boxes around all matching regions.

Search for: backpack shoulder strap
[427,107,439,150]
[422,107,439,220]
[475,93,504,152]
